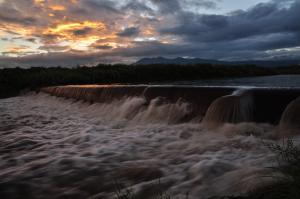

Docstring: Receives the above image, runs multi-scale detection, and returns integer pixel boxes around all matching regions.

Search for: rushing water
[0,92,297,199]
[1,75,300,199]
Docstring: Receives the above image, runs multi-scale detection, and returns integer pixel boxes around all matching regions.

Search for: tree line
[1,63,300,98]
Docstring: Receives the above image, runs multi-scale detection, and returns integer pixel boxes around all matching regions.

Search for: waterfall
[279,97,300,134]
[202,89,254,127]
[41,85,300,128]
[41,85,234,123]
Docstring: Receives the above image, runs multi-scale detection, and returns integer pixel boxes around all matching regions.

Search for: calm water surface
[168,75,300,88]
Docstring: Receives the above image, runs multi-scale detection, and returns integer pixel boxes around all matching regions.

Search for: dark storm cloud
[79,0,123,18]
[150,0,219,14]
[122,1,154,13]
[161,1,300,43]
[109,41,189,57]
[0,13,36,26]
[117,27,140,37]
[0,51,98,68]
[89,44,113,50]
[0,0,45,27]
[26,38,37,43]
[72,27,93,36]
[200,15,228,28]
[0,50,127,68]
[228,33,300,51]
[39,45,70,52]
[102,40,274,60]
[0,4,37,27]
[40,34,61,44]
[0,0,300,68]
[154,0,181,13]
[83,0,120,13]
[67,0,123,25]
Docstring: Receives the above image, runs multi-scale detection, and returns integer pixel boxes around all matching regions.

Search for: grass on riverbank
[240,139,300,199]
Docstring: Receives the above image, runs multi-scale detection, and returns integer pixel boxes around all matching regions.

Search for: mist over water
[1,92,295,199]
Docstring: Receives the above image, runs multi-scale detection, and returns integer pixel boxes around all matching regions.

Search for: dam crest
[41,85,300,130]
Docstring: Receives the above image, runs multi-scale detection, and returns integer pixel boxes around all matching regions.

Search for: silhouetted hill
[135,57,223,65]
[135,57,300,67]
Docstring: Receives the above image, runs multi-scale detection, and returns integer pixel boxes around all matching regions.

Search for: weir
[41,85,300,127]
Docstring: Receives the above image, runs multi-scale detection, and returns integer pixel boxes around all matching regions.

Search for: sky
[0,0,299,67]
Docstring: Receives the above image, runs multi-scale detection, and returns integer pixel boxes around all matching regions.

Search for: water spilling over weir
[1,84,300,199]
[42,85,300,129]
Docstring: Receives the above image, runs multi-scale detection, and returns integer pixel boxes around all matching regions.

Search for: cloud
[122,1,154,14]
[72,27,93,36]
[39,44,70,52]
[0,51,98,67]
[150,0,181,13]
[160,1,300,43]
[0,0,299,67]
[117,27,140,37]
[89,43,113,50]
[181,0,219,11]
[26,38,37,43]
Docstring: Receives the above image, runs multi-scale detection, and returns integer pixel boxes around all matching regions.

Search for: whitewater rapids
[0,93,297,199]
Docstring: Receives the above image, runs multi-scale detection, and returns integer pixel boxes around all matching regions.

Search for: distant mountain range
[135,57,300,67]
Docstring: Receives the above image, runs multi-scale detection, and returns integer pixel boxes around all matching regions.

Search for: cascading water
[1,85,300,199]
[279,97,300,134]
[42,85,235,123]
[42,85,300,127]
[202,89,254,127]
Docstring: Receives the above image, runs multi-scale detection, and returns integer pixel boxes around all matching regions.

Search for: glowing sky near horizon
[0,0,299,67]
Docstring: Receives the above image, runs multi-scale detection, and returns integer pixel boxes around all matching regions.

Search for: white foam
[0,93,296,198]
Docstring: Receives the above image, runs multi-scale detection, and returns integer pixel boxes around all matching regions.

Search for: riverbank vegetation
[239,139,300,199]
[1,63,300,98]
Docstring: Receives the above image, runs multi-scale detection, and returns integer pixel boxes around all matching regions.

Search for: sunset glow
[0,0,299,67]
[2,2,300,199]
